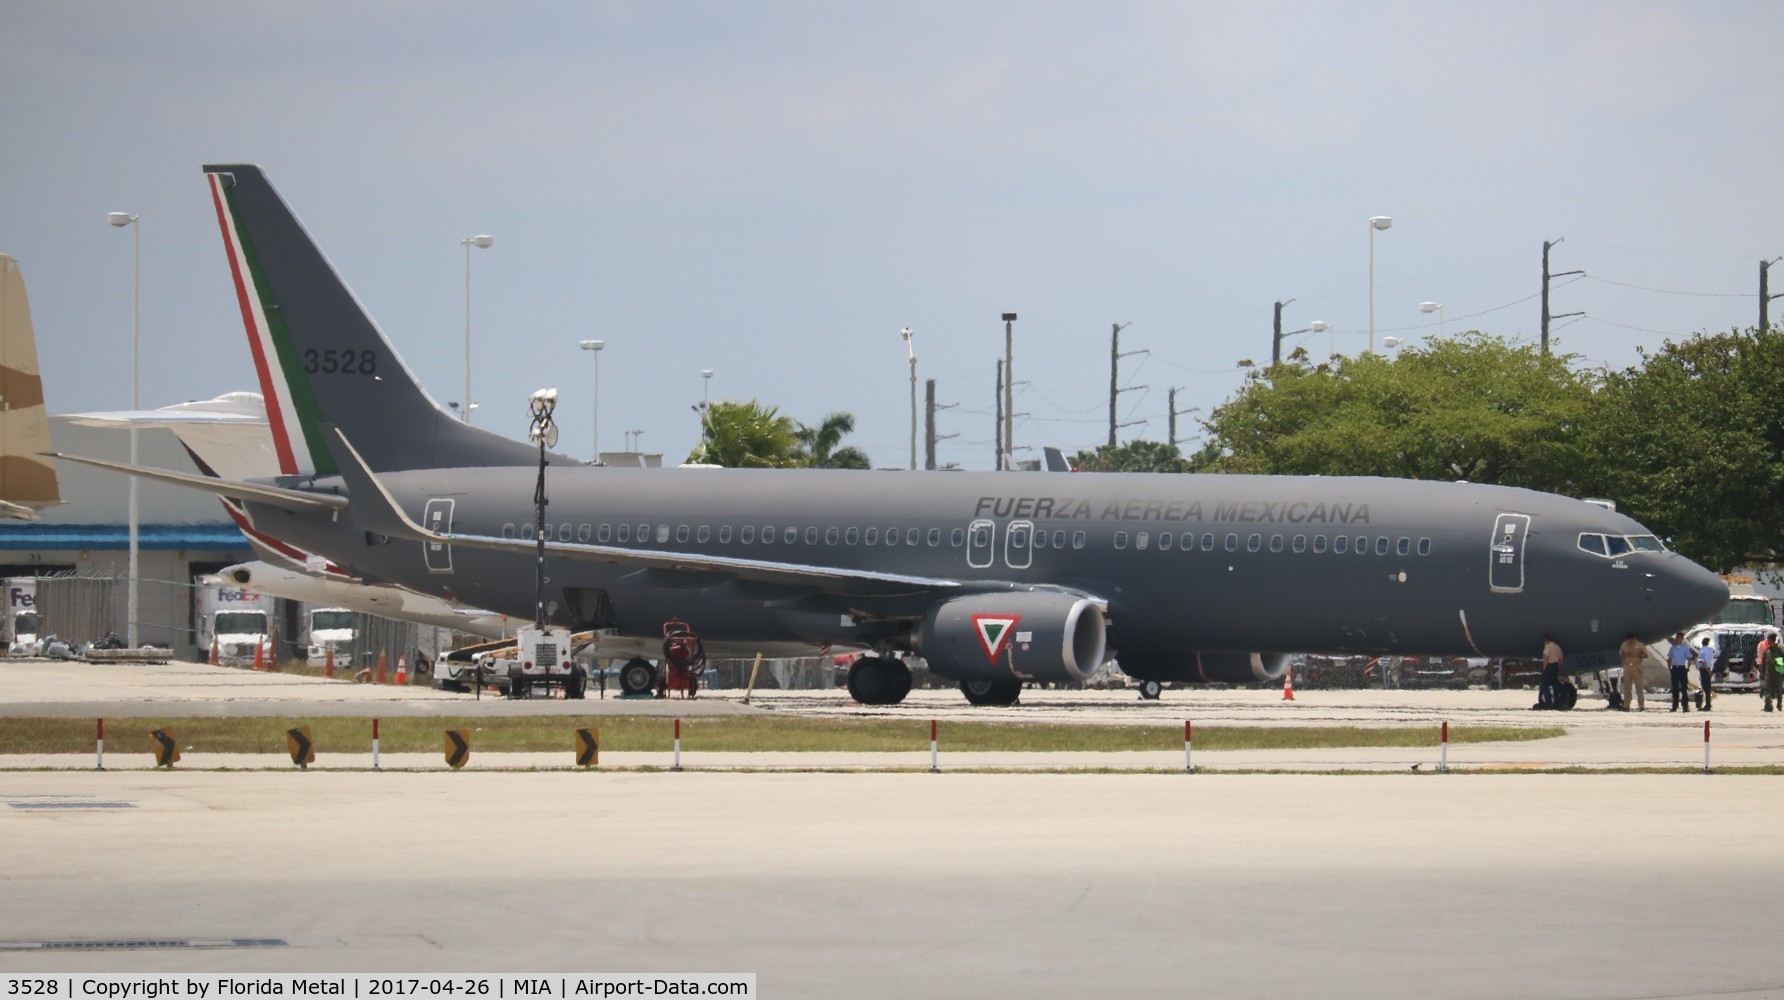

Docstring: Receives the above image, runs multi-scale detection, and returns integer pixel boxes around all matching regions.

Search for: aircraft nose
[1655,555,1729,627]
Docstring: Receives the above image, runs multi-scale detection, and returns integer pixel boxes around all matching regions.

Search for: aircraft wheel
[619,657,656,696]
[847,657,913,705]
[960,678,1021,706]
[1138,679,1163,700]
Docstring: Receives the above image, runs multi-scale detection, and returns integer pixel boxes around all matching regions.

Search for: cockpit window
[1580,532,1665,557]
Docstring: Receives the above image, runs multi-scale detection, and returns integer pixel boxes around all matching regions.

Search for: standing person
[1618,633,1647,712]
[1698,636,1719,712]
[1764,631,1783,713]
[1537,634,1564,710]
[1667,633,1693,712]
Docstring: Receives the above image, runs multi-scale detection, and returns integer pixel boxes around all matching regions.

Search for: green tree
[795,412,872,469]
[1200,332,1601,494]
[1586,327,1784,572]
[686,399,803,468]
[1070,439,1192,473]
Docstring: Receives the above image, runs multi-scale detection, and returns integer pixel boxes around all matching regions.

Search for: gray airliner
[55,164,1729,706]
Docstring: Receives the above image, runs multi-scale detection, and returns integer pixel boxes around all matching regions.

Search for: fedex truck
[197,582,274,664]
[5,579,39,654]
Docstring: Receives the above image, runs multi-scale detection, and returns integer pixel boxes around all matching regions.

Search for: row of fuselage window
[496,520,1436,559]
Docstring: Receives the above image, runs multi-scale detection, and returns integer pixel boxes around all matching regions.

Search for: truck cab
[305,607,357,667]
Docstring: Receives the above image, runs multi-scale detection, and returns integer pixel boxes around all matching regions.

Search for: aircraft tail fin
[0,253,61,518]
[203,164,558,475]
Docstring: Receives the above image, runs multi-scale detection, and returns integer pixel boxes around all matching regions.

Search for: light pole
[1367,216,1391,352]
[460,234,494,424]
[526,388,559,631]
[701,369,714,409]
[579,339,605,462]
[106,211,140,648]
[901,327,916,470]
[1001,312,1017,470]
[1419,300,1444,338]
[1309,320,1333,359]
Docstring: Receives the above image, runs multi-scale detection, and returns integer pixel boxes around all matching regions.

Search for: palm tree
[795,412,872,469]
[685,400,803,468]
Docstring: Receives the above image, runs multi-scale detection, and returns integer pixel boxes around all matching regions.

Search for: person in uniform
[1537,635,1564,710]
[1667,633,1693,712]
[1764,631,1783,713]
[1698,636,1719,711]
[1617,633,1647,712]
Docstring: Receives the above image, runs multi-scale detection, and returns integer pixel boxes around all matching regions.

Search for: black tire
[847,657,914,706]
[1557,680,1578,711]
[565,664,588,700]
[619,657,656,696]
[960,678,1021,706]
[1138,679,1163,700]
[507,664,528,699]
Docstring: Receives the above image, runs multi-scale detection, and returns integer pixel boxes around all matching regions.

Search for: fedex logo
[9,587,34,610]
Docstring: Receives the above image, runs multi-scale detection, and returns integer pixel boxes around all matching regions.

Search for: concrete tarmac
[2,769,1782,1000]
[6,658,1784,998]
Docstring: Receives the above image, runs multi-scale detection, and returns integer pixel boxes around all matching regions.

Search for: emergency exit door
[1489,512,1530,594]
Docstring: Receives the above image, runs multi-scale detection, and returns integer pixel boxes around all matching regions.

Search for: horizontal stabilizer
[45,452,348,514]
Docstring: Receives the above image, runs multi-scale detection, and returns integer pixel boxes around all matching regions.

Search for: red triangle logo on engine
[972,614,1022,663]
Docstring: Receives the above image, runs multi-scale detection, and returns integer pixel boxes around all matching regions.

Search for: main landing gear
[960,678,1021,706]
[847,656,913,705]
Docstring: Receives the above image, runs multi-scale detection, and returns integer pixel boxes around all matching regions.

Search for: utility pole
[1272,299,1293,366]
[994,359,1004,471]
[1541,238,1584,355]
[1167,387,1197,450]
[1762,258,1783,332]
[1108,322,1145,447]
[925,378,958,471]
[1001,313,1017,470]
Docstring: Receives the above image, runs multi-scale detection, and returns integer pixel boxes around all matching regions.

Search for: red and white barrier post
[372,717,381,772]
[1704,719,1711,774]
[1184,720,1193,774]
[672,718,683,772]
[1440,720,1449,774]
[929,720,940,774]
[96,718,105,771]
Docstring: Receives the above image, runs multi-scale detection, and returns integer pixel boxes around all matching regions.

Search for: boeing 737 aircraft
[53,164,1730,706]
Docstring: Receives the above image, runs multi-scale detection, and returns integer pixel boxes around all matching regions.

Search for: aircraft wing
[46,452,349,514]
[324,426,966,598]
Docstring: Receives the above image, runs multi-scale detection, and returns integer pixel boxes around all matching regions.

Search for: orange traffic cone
[1282,668,1296,701]
[375,651,388,685]
[208,637,220,666]
[251,641,265,671]
[395,656,408,685]
[323,647,335,679]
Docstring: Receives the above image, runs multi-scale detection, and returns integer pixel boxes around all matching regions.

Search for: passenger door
[423,498,455,574]
[1489,512,1530,593]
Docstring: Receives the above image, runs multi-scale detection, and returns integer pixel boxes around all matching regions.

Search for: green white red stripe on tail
[207,171,328,476]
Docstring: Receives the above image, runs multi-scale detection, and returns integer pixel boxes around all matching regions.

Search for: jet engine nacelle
[918,590,1107,684]
[1118,650,1292,684]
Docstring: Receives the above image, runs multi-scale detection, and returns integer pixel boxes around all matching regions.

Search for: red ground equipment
[660,619,707,699]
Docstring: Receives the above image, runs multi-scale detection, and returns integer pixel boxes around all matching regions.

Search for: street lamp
[901,327,916,470]
[701,369,714,409]
[106,211,140,648]
[1368,216,1392,352]
[460,234,494,424]
[1309,320,1333,359]
[1383,336,1404,349]
[527,387,559,631]
[579,339,605,462]
[1419,300,1444,338]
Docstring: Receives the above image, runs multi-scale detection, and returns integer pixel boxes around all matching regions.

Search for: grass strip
[0,716,1561,756]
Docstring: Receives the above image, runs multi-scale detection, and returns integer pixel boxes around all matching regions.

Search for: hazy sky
[5,1,1780,471]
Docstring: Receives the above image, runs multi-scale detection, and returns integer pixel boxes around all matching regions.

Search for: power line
[1580,275,1748,298]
